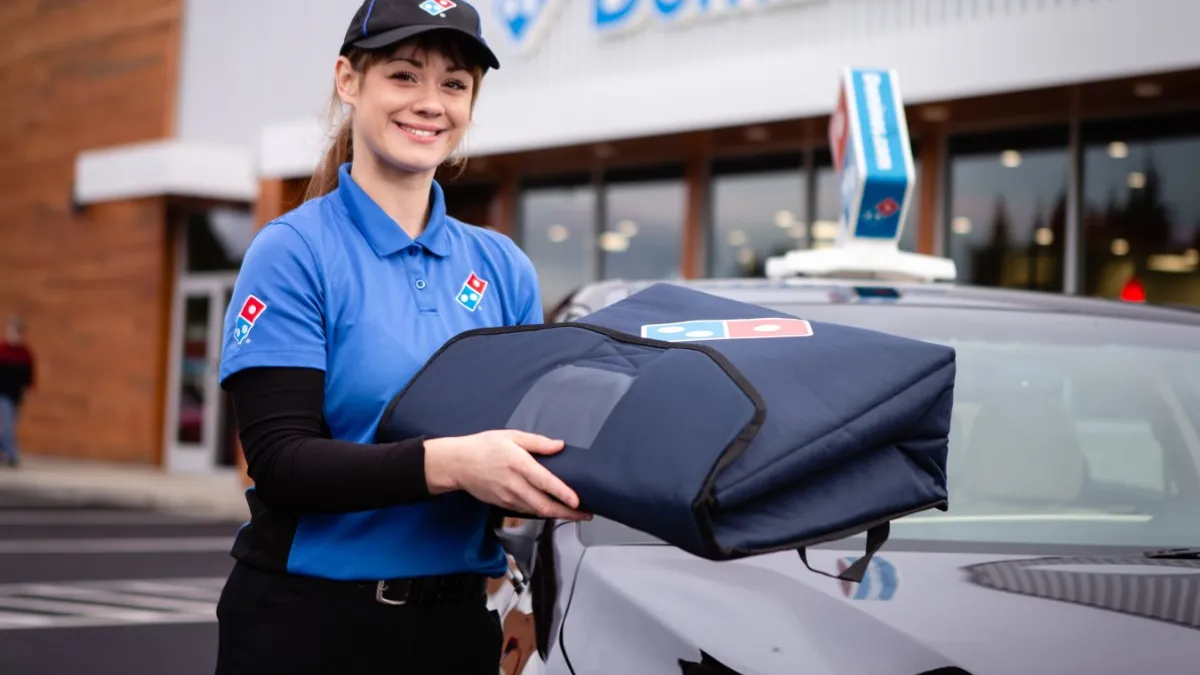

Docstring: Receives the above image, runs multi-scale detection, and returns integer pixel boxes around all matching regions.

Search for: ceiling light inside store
[952,217,972,235]
[593,143,617,159]
[1108,141,1129,159]
[1133,81,1163,98]
[598,231,629,252]
[745,125,770,142]
[547,224,569,243]
[920,105,950,123]
[1110,238,1130,256]
[812,220,839,241]
[1148,254,1197,273]
[1035,227,1054,247]
[1000,150,1022,168]
[774,210,795,228]
[1128,172,1146,189]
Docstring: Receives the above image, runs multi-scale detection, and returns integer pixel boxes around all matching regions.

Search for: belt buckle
[375,580,408,606]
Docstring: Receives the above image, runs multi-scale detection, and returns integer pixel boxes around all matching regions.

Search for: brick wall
[0,0,182,463]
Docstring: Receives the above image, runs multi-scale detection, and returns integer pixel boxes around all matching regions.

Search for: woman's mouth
[394,122,444,144]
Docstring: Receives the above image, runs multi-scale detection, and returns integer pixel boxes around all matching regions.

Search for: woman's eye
[443,79,467,91]
[390,71,417,82]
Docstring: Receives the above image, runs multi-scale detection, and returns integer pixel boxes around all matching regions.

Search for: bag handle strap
[797,522,890,584]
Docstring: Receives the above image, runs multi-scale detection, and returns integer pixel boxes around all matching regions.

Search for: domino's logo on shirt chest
[455,272,489,312]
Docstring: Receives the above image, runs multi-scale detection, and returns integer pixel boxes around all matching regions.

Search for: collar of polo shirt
[336,162,452,258]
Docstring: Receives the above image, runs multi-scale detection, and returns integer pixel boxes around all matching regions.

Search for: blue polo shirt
[219,162,543,581]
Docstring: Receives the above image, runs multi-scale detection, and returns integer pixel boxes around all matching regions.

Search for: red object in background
[1119,277,1147,303]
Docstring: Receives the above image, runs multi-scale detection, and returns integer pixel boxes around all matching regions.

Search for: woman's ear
[334,56,361,108]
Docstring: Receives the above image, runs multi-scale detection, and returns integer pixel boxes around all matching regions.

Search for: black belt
[233,562,490,608]
[370,572,489,607]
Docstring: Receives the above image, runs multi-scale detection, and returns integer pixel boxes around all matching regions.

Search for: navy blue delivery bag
[377,283,954,582]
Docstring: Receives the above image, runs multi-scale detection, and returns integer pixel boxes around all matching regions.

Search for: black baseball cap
[341,0,500,70]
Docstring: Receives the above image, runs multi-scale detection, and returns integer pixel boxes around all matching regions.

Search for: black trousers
[215,562,503,675]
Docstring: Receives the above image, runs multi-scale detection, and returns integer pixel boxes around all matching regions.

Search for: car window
[576,303,1200,551]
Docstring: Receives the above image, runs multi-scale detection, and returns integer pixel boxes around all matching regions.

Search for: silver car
[488,274,1200,675]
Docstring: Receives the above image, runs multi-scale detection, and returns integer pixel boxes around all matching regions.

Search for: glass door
[165,275,237,474]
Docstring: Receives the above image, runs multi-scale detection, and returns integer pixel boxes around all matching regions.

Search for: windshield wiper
[1143,547,1200,559]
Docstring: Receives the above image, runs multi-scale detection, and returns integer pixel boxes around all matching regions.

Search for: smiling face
[336,32,484,177]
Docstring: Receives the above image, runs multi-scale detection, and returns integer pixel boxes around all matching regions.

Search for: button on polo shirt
[219,162,543,581]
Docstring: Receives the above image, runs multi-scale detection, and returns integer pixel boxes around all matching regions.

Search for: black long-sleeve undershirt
[224,366,431,515]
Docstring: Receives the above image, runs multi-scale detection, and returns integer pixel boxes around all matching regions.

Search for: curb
[0,481,251,521]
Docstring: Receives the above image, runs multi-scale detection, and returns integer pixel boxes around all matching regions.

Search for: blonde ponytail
[304,111,353,202]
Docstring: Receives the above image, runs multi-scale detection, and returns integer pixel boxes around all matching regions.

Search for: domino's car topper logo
[456,272,489,311]
[837,555,899,601]
[233,295,267,344]
[641,318,813,343]
[495,0,564,51]
[419,0,457,16]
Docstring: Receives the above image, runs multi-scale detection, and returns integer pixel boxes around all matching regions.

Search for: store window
[518,176,597,313]
[1081,114,1200,306]
[709,153,807,278]
[183,207,255,273]
[945,127,1070,292]
[440,181,496,229]
[813,148,920,252]
[601,166,686,281]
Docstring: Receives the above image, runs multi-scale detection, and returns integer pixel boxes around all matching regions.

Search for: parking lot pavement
[0,490,240,675]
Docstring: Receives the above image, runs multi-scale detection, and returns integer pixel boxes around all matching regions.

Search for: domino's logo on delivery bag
[642,317,813,343]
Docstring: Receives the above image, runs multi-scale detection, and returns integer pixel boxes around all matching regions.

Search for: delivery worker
[213,2,590,673]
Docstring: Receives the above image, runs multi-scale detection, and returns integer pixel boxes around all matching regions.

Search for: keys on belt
[374,573,488,606]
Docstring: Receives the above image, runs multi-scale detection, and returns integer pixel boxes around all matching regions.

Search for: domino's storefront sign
[495,0,822,51]
[829,68,916,243]
[594,0,822,36]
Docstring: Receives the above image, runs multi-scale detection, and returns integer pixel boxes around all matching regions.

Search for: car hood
[560,545,1200,675]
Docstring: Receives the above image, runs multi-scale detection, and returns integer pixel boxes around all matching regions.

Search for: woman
[214,2,589,673]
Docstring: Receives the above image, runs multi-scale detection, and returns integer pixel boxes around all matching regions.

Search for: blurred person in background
[211,1,588,674]
[0,315,34,467]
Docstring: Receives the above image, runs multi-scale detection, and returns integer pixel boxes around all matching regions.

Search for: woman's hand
[424,430,592,521]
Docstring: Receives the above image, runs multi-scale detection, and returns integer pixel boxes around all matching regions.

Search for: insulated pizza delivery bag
[376,283,955,581]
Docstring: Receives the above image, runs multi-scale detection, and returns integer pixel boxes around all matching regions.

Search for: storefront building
[3,0,1199,473]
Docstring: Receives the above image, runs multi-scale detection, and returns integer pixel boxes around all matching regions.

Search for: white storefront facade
[70,0,1200,472]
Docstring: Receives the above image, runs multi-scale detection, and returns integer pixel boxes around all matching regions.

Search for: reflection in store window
[1082,115,1200,306]
[814,150,920,252]
[518,179,597,314]
[602,169,686,281]
[946,128,1069,292]
[709,155,807,278]
[184,208,255,273]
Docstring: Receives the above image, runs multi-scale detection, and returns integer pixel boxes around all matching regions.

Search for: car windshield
[578,301,1200,551]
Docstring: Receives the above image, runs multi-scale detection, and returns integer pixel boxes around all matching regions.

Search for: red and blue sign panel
[641,318,813,343]
[829,68,915,242]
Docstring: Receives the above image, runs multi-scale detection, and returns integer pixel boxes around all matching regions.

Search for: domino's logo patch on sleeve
[233,294,267,344]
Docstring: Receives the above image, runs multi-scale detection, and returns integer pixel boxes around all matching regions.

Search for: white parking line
[0,510,224,526]
[0,537,234,554]
[0,577,224,631]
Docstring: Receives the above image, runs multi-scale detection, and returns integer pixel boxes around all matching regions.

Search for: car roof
[557,277,1200,328]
